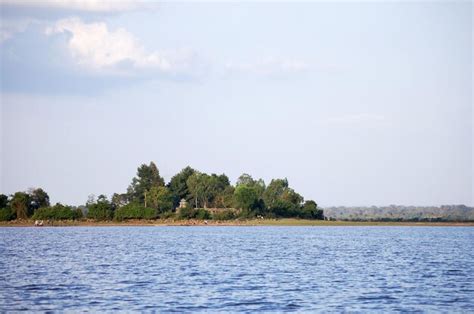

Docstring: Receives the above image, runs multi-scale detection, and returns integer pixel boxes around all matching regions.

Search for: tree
[0,194,8,209]
[263,178,304,217]
[300,200,324,220]
[263,178,289,209]
[234,185,259,210]
[167,166,195,207]
[236,173,255,186]
[87,195,114,221]
[148,186,174,213]
[29,188,50,211]
[207,174,230,207]
[300,200,324,219]
[186,172,210,208]
[236,174,266,198]
[281,189,303,207]
[0,194,13,221]
[111,193,128,208]
[127,162,165,205]
[11,192,32,219]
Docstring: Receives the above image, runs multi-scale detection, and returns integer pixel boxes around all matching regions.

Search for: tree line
[0,162,323,222]
[324,205,474,222]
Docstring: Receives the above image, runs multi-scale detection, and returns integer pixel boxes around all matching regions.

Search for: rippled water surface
[1,226,473,312]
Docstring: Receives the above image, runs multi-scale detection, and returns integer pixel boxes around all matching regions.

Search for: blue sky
[1,1,472,206]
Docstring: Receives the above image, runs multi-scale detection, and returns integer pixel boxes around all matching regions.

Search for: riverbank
[1,219,473,227]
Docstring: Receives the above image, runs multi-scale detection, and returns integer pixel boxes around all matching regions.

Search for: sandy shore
[1,219,473,227]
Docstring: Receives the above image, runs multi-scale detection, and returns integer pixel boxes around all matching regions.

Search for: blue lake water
[0,226,473,312]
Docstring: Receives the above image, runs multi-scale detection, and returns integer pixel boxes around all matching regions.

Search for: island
[1,162,473,226]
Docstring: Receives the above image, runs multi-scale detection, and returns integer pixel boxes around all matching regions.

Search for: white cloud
[45,17,195,74]
[224,57,311,76]
[0,0,144,13]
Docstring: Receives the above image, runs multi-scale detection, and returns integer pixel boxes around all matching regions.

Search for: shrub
[32,203,80,220]
[196,208,211,220]
[160,211,176,219]
[212,209,235,221]
[299,200,324,220]
[114,203,158,221]
[0,207,14,221]
[177,206,196,220]
[87,202,114,221]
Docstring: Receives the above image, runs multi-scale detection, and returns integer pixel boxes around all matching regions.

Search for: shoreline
[1,219,473,227]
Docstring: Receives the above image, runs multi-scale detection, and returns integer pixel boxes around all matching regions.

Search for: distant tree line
[324,205,474,222]
[0,162,323,222]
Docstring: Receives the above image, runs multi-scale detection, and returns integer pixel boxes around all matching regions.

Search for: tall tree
[187,172,211,208]
[167,166,196,207]
[11,192,32,219]
[263,178,289,209]
[234,185,259,210]
[127,162,165,205]
[29,188,50,211]
[148,186,174,213]
[236,174,265,198]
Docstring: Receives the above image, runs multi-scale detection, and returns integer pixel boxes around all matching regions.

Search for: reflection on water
[1,226,473,311]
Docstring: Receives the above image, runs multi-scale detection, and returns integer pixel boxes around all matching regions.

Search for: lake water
[1,226,473,312]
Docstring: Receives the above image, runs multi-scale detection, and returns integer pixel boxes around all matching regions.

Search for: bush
[87,202,114,221]
[237,209,256,220]
[32,204,80,220]
[160,211,176,219]
[114,203,158,221]
[212,209,235,221]
[196,208,211,220]
[270,199,298,218]
[299,200,324,220]
[176,207,211,220]
[0,207,14,221]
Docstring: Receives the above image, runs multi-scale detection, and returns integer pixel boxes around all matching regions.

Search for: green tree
[263,178,304,217]
[207,174,231,207]
[187,172,211,208]
[11,192,32,219]
[167,166,196,207]
[148,186,174,213]
[300,200,324,220]
[263,178,289,209]
[234,185,259,210]
[29,188,50,210]
[127,162,165,205]
[236,174,265,197]
[0,194,8,209]
[87,194,114,221]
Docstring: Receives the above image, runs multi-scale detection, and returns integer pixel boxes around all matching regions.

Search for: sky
[0,0,472,207]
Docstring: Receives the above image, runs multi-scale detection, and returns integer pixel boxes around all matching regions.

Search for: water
[1,226,473,312]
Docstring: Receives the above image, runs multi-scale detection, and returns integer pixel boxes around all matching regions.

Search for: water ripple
[0,226,473,312]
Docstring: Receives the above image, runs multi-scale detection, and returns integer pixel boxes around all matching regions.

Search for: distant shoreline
[1,219,473,227]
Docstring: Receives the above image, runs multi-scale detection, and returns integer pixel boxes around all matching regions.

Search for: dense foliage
[114,203,158,221]
[32,203,82,220]
[87,195,114,221]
